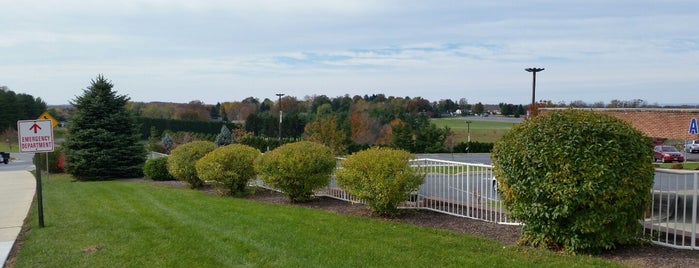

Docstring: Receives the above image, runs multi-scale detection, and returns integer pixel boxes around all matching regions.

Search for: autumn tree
[304,116,346,156]
[63,75,146,180]
[472,102,485,115]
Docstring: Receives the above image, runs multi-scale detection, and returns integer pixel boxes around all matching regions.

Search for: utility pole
[276,93,285,140]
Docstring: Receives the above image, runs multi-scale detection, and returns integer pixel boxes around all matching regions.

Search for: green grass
[13,174,622,268]
[432,118,519,143]
[657,162,699,170]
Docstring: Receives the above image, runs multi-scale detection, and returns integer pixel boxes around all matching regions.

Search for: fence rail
[258,158,519,225]
[645,169,699,250]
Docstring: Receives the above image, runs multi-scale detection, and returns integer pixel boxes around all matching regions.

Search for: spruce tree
[63,75,146,180]
[214,125,232,146]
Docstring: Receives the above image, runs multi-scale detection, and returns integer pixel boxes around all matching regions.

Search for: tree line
[0,86,47,133]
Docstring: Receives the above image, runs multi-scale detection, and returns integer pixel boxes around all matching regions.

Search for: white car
[686,140,699,153]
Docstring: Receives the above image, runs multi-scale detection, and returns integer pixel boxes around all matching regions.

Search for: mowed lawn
[12,174,621,268]
[432,117,520,143]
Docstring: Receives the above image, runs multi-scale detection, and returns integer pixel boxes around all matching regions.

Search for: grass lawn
[11,174,621,268]
[656,162,699,170]
[432,117,519,143]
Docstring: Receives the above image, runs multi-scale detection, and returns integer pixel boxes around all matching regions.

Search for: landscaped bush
[492,109,654,253]
[196,144,260,196]
[335,147,424,216]
[33,146,65,173]
[255,141,335,202]
[143,157,174,181]
[167,141,216,188]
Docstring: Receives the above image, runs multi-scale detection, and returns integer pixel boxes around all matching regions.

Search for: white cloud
[1,1,698,105]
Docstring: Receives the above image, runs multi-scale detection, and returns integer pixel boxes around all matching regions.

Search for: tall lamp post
[465,121,472,143]
[276,93,285,140]
[525,67,544,116]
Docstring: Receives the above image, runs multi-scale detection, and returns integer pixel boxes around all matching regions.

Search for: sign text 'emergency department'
[18,119,54,153]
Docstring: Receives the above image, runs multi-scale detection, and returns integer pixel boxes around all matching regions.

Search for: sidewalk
[0,171,35,267]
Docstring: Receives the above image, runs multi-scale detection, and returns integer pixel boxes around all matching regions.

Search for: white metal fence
[258,158,519,225]
[645,169,699,250]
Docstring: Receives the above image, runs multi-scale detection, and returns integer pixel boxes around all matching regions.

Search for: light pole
[465,121,472,143]
[276,93,284,140]
[525,67,544,116]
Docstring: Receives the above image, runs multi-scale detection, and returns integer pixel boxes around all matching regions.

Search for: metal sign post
[18,119,54,228]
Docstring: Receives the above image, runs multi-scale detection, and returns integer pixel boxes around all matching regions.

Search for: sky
[1,0,698,106]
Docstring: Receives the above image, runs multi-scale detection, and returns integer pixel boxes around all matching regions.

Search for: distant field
[432,117,520,143]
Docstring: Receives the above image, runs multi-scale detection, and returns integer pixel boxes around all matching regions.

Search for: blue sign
[690,118,699,134]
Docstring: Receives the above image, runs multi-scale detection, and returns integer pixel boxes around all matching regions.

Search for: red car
[654,145,685,163]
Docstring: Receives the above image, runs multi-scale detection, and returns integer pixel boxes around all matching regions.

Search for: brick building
[540,108,699,140]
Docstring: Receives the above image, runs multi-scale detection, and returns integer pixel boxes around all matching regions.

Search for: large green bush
[492,109,654,253]
[167,141,216,188]
[255,141,335,202]
[143,157,174,181]
[335,147,424,216]
[196,144,260,196]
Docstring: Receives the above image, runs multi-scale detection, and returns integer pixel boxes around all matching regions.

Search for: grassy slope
[432,118,518,143]
[12,174,620,268]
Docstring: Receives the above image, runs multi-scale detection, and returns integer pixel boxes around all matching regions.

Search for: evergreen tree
[214,125,232,146]
[63,75,146,180]
[161,133,173,153]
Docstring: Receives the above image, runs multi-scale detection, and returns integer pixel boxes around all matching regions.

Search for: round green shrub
[492,109,654,253]
[196,144,260,196]
[335,147,424,216]
[255,141,336,202]
[143,157,174,181]
[167,141,216,188]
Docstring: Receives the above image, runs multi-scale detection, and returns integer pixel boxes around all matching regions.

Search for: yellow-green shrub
[255,141,335,202]
[336,147,424,216]
[196,144,260,196]
[167,141,216,188]
[143,157,174,181]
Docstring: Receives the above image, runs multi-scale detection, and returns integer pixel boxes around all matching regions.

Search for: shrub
[167,141,216,188]
[143,157,174,181]
[196,144,260,196]
[335,147,424,216]
[255,141,335,202]
[33,146,65,173]
[492,109,654,253]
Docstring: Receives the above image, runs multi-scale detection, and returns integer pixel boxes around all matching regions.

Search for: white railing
[258,158,519,225]
[645,169,699,250]
[147,151,168,159]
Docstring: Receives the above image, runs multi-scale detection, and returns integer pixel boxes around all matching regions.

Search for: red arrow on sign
[29,123,42,133]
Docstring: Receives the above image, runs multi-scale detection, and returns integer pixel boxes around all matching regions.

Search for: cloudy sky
[1,0,698,105]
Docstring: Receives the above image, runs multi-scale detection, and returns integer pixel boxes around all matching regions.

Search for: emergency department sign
[18,119,54,153]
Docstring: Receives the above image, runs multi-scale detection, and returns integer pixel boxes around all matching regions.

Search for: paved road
[1,152,37,172]
[417,153,492,165]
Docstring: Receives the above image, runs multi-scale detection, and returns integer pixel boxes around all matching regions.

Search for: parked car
[685,140,699,153]
[654,145,685,163]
